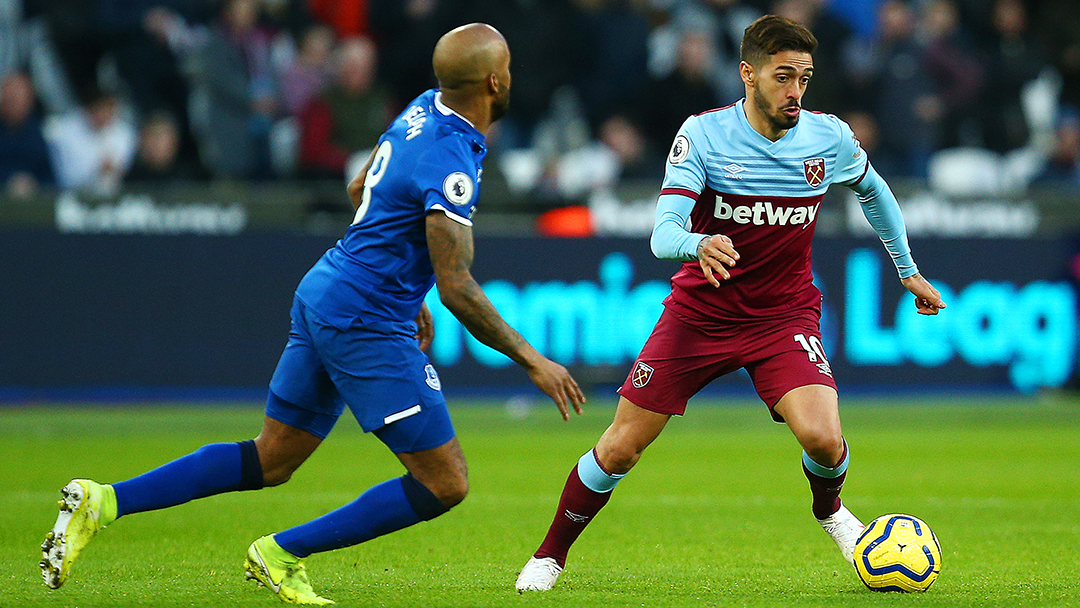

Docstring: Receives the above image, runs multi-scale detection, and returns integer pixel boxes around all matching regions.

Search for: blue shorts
[266,296,455,454]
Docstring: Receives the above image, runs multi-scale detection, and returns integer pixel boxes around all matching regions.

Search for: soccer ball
[853,514,941,592]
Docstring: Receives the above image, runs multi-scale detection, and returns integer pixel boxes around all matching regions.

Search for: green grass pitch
[3,393,1079,607]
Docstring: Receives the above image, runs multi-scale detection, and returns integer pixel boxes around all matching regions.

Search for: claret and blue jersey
[660,99,868,323]
[296,89,487,330]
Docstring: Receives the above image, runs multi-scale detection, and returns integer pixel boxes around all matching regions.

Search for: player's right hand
[414,302,434,351]
[697,234,740,287]
[526,358,586,421]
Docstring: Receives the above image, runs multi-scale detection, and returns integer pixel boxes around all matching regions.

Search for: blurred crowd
[1,0,1078,206]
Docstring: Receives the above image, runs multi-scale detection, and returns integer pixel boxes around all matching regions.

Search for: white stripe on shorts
[384,404,422,425]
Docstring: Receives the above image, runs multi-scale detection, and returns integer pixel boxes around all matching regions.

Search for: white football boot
[817,503,864,566]
[515,556,563,592]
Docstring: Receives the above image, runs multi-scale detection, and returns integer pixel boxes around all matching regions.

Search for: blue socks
[275,475,447,558]
[112,440,264,519]
[110,440,449,559]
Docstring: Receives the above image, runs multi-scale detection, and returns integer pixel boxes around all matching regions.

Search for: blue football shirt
[295,89,487,329]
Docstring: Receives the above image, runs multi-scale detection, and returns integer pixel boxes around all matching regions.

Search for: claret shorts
[618,308,837,422]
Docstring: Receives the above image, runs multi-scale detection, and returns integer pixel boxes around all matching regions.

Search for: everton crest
[803,157,825,188]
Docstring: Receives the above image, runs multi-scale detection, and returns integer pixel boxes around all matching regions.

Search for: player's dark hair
[740,15,818,68]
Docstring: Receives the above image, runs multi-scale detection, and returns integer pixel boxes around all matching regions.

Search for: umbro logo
[722,163,745,179]
[564,510,589,523]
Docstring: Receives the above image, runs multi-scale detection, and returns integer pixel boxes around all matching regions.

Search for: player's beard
[753,86,799,132]
[491,88,510,122]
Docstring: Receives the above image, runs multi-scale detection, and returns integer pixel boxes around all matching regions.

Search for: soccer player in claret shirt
[39,23,585,605]
[515,14,946,592]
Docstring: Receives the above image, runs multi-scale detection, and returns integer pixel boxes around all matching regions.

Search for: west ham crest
[631,361,654,388]
[803,157,825,188]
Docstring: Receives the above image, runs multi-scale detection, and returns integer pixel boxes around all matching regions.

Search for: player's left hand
[415,302,434,351]
[901,273,946,315]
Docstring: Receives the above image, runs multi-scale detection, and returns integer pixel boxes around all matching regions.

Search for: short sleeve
[659,116,707,198]
[414,135,479,226]
[832,116,869,186]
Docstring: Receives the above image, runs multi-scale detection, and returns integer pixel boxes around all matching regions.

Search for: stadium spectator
[523,111,662,209]
[126,110,206,183]
[596,113,664,182]
[189,0,278,180]
[920,0,985,149]
[278,23,335,117]
[658,0,760,106]
[25,0,100,106]
[29,0,205,128]
[369,0,462,106]
[569,0,651,129]
[0,71,53,197]
[850,0,941,177]
[1036,107,1080,185]
[0,0,1071,199]
[770,0,856,115]
[634,27,723,157]
[1,2,76,116]
[297,36,393,179]
[43,87,136,196]
[842,110,881,158]
[977,0,1047,154]
[1033,0,1080,112]
[460,0,586,149]
[308,0,370,39]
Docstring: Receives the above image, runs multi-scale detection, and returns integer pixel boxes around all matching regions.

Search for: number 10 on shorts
[794,333,833,377]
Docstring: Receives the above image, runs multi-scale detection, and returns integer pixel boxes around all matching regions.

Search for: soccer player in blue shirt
[41,23,585,605]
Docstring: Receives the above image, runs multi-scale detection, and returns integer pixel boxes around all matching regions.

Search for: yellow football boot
[244,535,334,605]
[41,479,117,588]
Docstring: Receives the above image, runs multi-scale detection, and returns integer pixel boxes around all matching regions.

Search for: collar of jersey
[434,92,480,130]
[434,91,486,150]
[735,98,797,153]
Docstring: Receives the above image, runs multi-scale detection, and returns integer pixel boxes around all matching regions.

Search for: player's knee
[802,432,845,467]
[410,472,467,510]
[596,441,642,475]
[254,447,302,487]
[438,477,469,508]
[261,464,296,487]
